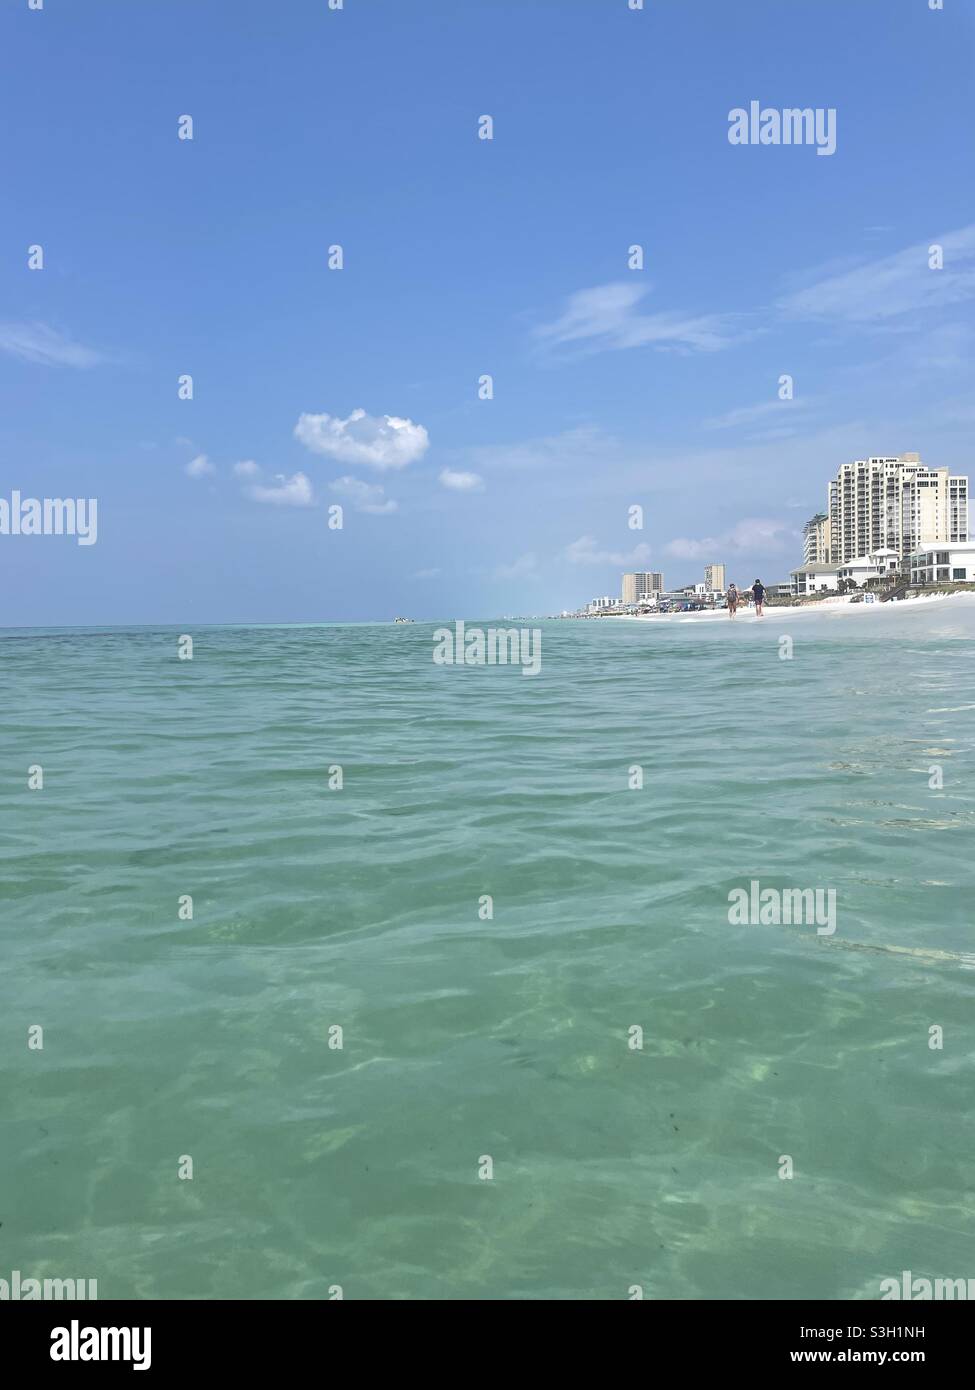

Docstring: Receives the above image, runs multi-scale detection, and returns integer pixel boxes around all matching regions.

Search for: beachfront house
[835,548,901,588]
[909,540,975,587]
[790,561,839,597]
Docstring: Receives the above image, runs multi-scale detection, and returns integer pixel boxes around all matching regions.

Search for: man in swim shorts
[751,579,767,616]
[726,582,739,618]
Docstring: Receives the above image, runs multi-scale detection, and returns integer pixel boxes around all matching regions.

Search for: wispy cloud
[746,425,802,442]
[295,408,428,471]
[533,282,743,357]
[529,226,975,376]
[665,518,796,561]
[777,224,975,324]
[233,459,261,478]
[246,472,314,507]
[329,475,397,515]
[703,397,813,431]
[0,321,106,368]
[459,425,611,475]
[564,535,652,567]
[495,552,538,580]
[933,391,975,426]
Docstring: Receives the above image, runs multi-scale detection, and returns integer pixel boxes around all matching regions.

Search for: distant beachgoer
[752,579,767,616]
[726,583,739,618]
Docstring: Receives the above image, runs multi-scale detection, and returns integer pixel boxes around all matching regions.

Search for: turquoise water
[2,606,975,1300]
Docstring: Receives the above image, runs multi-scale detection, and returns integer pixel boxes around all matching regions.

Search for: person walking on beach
[726,582,739,618]
[751,579,767,617]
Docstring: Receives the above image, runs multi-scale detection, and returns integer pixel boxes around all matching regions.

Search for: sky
[2,0,974,625]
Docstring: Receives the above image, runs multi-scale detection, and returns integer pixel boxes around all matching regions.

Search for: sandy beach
[611,591,975,622]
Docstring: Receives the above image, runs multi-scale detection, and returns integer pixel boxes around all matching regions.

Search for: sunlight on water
[2,608,974,1299]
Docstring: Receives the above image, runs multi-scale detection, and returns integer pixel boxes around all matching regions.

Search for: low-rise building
[790,561,839,596]
[835,547,901,588]
[909,540,975,586]
[657,590,708,610]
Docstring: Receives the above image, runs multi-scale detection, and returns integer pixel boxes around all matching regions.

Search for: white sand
[611,592,975,622]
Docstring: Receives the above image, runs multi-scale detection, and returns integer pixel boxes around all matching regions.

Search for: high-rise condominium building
[827,454,968,565]
[622,572,664,603]
[802,513,831,564]
[704,563,726,592]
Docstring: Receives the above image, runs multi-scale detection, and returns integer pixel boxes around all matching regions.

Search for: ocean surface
[2,604,975,1301]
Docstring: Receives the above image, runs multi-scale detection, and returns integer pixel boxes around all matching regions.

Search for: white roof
[841,553,896,567]
[910,540,975,557]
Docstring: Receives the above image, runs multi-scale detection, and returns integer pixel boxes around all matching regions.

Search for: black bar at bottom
[1,1298,967,1373]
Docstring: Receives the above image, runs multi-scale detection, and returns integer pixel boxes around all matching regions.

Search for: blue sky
[2,0,974,624]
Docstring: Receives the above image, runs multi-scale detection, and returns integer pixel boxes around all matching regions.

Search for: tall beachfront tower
[827,454,969,564]
[802,513,831,564]
[704,563,726,591]
[622,572,664,603]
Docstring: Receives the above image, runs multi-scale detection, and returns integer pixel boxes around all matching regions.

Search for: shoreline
[608,591,975,621]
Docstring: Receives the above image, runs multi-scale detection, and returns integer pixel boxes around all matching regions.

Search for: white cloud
[665,518,796,560]
[294,408,429,470]
[439,468,484,492]
[185,454,216,478]
[246,472,314,507]
[329,475,398,515]
[534,283,740,356]
[495,553,538,579]
[777,224,975,324]
[564,535,652,567]
[0,321,106,368]
[413,567,441,579]
[234,460,261,477]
